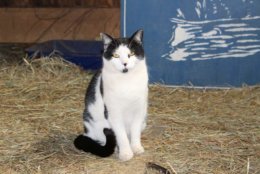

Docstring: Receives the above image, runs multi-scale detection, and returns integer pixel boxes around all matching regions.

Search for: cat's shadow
[31,130,80,159]
[26,126,164,163]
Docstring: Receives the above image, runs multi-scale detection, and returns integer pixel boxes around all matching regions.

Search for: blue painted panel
[121,0,260,87]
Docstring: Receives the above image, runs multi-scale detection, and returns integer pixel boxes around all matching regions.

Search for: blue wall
[121,0,260,87]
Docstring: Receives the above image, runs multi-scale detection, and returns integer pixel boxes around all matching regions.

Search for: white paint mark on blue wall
[163,0,260,61]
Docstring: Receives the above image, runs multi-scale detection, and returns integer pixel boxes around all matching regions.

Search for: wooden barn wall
[0,0,120,8]
[0,8,120,43]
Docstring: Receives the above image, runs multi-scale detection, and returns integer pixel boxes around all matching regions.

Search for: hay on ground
[0,57,259,174]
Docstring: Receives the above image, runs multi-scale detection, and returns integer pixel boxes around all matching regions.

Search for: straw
[0,57,259,174]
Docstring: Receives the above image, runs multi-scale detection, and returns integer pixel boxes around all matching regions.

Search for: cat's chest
[102,68,148,99]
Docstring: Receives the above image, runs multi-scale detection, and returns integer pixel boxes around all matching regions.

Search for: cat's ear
[100,33,114,50]
[130,29,143,44]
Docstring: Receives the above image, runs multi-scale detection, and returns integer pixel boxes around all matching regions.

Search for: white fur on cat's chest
[102,60,148,102]
[102,59,148,137]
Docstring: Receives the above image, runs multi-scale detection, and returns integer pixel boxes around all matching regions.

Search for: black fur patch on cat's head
[100,29,144,60]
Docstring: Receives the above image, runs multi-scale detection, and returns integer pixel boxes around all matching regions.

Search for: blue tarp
[26,40,103,70]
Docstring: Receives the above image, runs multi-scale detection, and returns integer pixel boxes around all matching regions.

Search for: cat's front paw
[132,145,144,155]
[118,149,134,161]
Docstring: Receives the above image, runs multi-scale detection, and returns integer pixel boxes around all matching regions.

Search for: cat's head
[100,30,145,73]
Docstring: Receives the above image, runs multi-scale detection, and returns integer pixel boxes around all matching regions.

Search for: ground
[0,57,259,174]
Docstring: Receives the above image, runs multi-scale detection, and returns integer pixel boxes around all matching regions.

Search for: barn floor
[0,57,259,174]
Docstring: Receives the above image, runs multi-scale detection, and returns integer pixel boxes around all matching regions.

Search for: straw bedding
[0,57,259,174]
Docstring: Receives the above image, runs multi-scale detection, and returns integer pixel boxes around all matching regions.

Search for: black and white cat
[74,30,148,161]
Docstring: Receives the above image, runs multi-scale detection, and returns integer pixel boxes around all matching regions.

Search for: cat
[74,29,148,161]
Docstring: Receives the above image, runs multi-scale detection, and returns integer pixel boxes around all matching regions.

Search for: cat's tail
[74,128,116,157]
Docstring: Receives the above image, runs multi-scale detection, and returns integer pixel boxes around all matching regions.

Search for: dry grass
[0,57,259,174]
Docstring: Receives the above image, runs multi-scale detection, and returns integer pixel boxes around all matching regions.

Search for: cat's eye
[128,52,135,58]
[113,53,120,58]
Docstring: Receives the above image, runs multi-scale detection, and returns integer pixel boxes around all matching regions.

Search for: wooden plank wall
[0,0,120,43]
[0,0,120,8]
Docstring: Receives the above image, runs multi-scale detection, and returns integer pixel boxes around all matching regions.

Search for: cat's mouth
[122,68,128,73]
